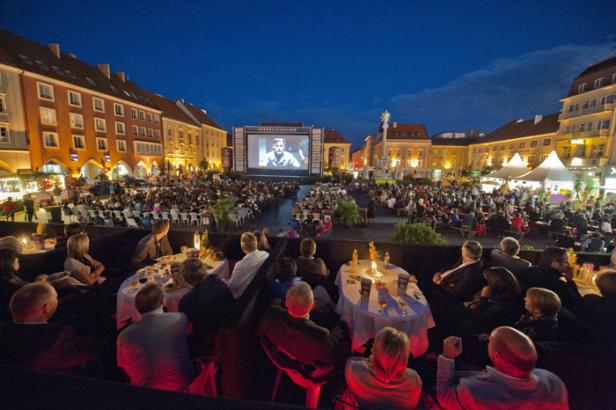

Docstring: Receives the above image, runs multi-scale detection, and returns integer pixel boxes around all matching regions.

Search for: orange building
[0,30,164,179]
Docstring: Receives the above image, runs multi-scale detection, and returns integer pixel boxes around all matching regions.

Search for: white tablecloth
[335,259,435,357]
[116,256,229,329]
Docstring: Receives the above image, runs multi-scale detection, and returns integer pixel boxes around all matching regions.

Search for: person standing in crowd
[2,196,16,222]
[23,195,35,223]
[437,326,568,409]
[117,284,194,392]
[131,220,173,266]
[344,327,422,409]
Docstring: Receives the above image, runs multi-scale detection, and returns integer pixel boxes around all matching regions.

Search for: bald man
[437,326,568,409]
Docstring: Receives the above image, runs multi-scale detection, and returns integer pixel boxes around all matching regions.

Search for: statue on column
[380,111,391,171]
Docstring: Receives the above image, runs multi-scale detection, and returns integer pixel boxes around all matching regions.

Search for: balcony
[562,157,608,168]
[558,130,610,139]
[559,102,615,120]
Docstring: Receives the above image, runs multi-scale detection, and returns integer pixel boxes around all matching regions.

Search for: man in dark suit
[178,258,236,356]
[518,247,581,311]
[0,282,101,372]
[433,240,485,302]
[489,237,532,278]
[575,270,616,342]
[131,220,173,266]
[258,281,348,379]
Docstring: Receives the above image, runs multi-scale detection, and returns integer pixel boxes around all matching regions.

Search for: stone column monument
[380,110,391,171]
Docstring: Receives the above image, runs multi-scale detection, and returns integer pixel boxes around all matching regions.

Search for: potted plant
[390,223,447,246]
[212,197,235,232]
[336,199,365,227]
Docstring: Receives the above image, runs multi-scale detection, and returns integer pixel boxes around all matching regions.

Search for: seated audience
[117,284,194,392]
[266,256,302,305]
[64,233,105,286]
[461,267,522,334]
[489,237,531,277]
[224,232,269,299]
[437,326,568,409]
[0,248,28,320]
[462,211,476,229]
[581,232,605,253]
[487,210,509,233]
[130,220,173,266]
[295,238,329,288]
[577,270,616,342]
[54,223,84,250]
[433,240,485,302]
[258,282,347,377]
[510,212,525,231]
[344,327,422,409]
[519,247,581,311]
[0,282,101,372]
[514,287,560,342]
[178,258,236,354]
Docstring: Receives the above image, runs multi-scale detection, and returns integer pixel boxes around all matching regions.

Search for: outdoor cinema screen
[246,134,309,171]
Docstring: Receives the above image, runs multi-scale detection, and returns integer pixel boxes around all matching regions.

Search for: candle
[371,261,377,274]
[21,237,28,245]
[193,231,201,250]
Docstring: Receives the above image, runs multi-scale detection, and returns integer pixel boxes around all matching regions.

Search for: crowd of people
[2,177,616,408]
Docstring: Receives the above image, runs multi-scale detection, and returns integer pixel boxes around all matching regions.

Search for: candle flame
[21,237,28,245]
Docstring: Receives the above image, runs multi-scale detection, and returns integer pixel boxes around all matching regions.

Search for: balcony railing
[562,157,608,168]
[559,102,614,120]
[558,129,610,139]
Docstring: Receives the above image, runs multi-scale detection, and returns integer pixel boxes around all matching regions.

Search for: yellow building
[467,114,559,171]
[323,129,351,170]
[181,102,227,170]
[373,122,432,177]
[429,137,471,178]
[556,56,616,176]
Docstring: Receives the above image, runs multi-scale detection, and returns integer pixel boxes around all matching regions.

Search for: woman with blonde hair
[64,233,105,286]
[343,327,422,409]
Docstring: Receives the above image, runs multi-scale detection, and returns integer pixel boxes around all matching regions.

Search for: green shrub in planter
[390,222,447,245]
[336,199,365,227]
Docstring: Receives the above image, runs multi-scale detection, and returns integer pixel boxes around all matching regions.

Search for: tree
[199,159,209,170]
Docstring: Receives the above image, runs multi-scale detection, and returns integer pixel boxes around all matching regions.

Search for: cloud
[390,42,616,135]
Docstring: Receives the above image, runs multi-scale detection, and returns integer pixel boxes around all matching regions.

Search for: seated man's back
[117,285,194,392]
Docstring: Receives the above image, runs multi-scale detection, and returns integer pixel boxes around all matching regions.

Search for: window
[146,113,152,122]
[139,110,145,120]
[39,107,57,125]
[115,122,125,135]
[499,145,505,150]
[114,103,124,117]
[147,128,154,137]
[568,103,578,112]
[590,99,597,108]
[0,95,5,113]
[69,113,84,129]
[509,144,515,149]
[153,114,160,124]
[565,126,572,133]
[43,131,59,148]
[72,135,85,149]
[167,128,173,138]
[591,144,605,158]
[94,118,106,132]
[96,137,108,151]
[154,130,160,138]
[543,138,551,146]
[599,120,611,129]
[134,141,162,156]
[140,127,146,137]
[579,123,587,132]
[578,83,586,93]
[582,101,590,110]
[131,108,137,119]
[93,97,105,113]
[0,126,8,143]
[116,140,127,152]
[37,82,54,100]
[519,142,525,148]
[594,77,604,89]
[562,146,571,159]
[530,140,538,148]
[132,125,138,136]
[492,146,497,151]
[68,90,81,107]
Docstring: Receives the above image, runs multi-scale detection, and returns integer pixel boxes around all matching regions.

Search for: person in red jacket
[2,197,16,222]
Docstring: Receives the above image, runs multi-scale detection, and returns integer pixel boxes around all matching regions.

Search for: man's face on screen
[273,139,285,153]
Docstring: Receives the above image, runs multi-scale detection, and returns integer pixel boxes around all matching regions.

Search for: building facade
[323,129,351,170]
[429,138,472,179]
[0,59,30,174]
[180,102,227,170]
[556,56,616,177]
[373,122,432,177]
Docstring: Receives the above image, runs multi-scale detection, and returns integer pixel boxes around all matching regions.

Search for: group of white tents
[481,151,576,194]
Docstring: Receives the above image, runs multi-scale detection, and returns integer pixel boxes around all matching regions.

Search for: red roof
[324,129,350,144]
[142,91,197,125]
[479,113,559,143]
[567,55,616,97]
[377,123,430,143]
[0,29,159,110]
[182,103,225,131]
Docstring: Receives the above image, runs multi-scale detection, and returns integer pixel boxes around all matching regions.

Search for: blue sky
[2,0,616,148]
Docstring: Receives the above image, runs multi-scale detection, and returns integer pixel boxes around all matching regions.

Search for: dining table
[115,253,229,329]
[335,259,435,357]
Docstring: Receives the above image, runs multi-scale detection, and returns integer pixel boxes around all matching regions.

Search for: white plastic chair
[151,211,161,221]
[170,211,180,224]
[126,218,139,228]
[189,212,200,226]
[161,211,170,221]
[179,212,190,225]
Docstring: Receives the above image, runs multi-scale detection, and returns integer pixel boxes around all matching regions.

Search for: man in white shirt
[117,284,195,392]
[225,232,269,299]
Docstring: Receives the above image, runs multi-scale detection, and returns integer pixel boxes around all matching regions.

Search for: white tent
[485,153,529,179]
[518,151,576,182]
